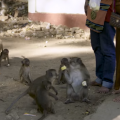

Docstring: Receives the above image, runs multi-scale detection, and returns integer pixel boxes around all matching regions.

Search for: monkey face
[46,69,57,80]
[21,58,30,66]
[61,58,69,67]
[70,57,82,67]
[42,80,51,90]
[3,49,9,55]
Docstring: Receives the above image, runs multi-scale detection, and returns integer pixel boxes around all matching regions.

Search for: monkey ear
[61,59,63,64]
[46,70,52,77]
[21,59,25,64]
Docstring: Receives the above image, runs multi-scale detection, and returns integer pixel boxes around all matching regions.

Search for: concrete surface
[84,95,120,120]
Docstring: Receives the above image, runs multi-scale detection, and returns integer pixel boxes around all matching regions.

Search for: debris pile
[0,0,90,40]
[0,21,90,39]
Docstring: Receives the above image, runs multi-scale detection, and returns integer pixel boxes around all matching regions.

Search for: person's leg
[98,22,116,93]
[90,30,104,85]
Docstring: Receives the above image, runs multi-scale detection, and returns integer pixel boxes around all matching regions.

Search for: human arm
[84,0,89,15]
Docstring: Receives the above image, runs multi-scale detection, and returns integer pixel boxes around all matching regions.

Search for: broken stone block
[19,31,26,37]
[75,29,82,34]
[36,31,45,37]
[18,17,24,21]
[44,31,50,36]
[40,22,51,29]
[49,28,56,35]
[22,28,27,32]
[74,33,80,38]
[56,34,63,39]
[56,29,64,35]
[7,30,12,34]
[64,31,73,36]
[70,27,80,34]
[70,27,80,31]
[56,25,66,30]
[26,31,33,37]
[0,16,8,21]
[65,28,70,32]
[0,32,4,37]
[23,17,28,20]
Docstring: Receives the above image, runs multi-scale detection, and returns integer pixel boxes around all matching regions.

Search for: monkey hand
[61,65,67,71]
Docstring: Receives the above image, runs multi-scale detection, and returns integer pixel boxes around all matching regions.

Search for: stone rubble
[0,1,90,40]
[0,20,90,40]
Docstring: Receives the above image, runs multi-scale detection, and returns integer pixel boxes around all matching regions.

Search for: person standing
[84,0,116,93]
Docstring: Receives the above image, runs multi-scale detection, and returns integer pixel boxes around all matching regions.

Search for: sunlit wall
[28,0,85,14]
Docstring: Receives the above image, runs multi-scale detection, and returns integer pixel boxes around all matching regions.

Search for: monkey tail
[21,56,26,59]
[5,89,28,114]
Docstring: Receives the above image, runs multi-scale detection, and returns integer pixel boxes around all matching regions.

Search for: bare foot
[113,96,120,102]
[90,81,101,86]
[97,86,110,93]
[112,89,120,94]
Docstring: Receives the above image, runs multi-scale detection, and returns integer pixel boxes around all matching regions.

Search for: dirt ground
[0,36,112,120]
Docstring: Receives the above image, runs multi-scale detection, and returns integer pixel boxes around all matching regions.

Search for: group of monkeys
[0,39,91,120]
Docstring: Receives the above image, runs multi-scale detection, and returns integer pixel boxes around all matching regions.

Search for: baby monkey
[0,49,10,67]
[5,69,58,120]
[19,56,32,85]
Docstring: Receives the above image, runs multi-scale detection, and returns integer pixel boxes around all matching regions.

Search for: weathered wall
[28,0,88,30]
[16,0,28,2]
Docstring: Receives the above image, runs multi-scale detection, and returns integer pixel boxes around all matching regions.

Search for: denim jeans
[90,22,116,89]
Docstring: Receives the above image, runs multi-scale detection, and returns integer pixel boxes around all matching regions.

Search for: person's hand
[84,0,89,16]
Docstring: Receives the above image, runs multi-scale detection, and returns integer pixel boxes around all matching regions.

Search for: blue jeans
[90,22,116,89]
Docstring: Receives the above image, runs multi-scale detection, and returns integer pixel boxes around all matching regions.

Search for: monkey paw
[82,98,90,104]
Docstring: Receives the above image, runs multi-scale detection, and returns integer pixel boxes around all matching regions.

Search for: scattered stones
[0,1,90,40]
[0,16,8,21]
[0,20,90,39]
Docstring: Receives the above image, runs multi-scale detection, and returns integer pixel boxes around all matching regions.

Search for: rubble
[0,1,90,40]
[0,20,90,39]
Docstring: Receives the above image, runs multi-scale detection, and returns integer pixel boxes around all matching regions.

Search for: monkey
[45,69,58,85]
[5,69,58,120]
[19,56,32,85]
[0,39,3,53]
[61,57,90,104]
[0,49,10,67]
[57,58,69,84]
